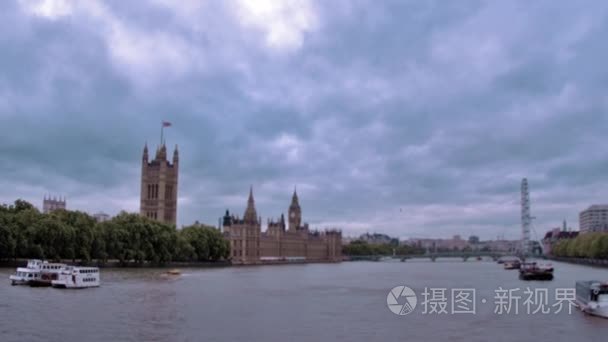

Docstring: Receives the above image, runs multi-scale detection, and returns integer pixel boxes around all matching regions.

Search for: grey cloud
[1,0,608,239]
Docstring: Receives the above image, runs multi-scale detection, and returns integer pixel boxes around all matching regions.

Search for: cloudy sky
[1,0,608,240]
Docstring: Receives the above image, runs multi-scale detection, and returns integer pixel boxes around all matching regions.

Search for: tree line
[551,232,608,259]
[342,240,425,256]
[0,199,229,265]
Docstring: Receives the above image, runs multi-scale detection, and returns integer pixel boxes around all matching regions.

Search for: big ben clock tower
[288,188,301,232]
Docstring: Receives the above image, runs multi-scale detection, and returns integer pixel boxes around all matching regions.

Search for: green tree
[0,225,16,260]
[0,198,232,265]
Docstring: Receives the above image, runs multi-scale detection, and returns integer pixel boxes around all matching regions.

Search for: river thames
[1,260,607,342]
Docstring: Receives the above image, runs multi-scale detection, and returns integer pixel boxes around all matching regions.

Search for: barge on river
[519,262,554,281]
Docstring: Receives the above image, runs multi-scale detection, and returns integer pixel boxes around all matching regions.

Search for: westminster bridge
[345,251,512,262]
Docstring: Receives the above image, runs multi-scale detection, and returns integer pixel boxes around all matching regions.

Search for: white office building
[93,212,111,223]
[579,205,608,233]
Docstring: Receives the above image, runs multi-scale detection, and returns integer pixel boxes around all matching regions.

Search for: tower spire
[173,144,179,165]
[244,186,258,224]
[291,186,299,206]
[288,186,301,231]
[143,143,149,163]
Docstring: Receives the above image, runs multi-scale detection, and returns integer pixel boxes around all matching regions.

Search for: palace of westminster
[139,142,342,264]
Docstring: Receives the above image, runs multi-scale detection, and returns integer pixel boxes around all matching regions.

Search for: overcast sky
[1,0,608,240]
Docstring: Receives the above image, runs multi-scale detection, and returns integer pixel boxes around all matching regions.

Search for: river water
[1,259,607,342]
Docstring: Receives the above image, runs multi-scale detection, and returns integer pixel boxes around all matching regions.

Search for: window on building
[166,185,173,200]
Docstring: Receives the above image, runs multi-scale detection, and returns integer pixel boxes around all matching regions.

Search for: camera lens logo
[387,285,417,315]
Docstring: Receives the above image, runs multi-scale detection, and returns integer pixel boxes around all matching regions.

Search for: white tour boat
[9,259,43,285]
[52,266,100,289]
[9,260,68,286]
[31,262,68,287]
[576,280,608,318]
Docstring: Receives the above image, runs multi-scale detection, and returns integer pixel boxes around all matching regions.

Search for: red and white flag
[162,121,172,127]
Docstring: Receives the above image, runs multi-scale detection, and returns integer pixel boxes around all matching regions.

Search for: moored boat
[52,266,100,289]
[519,262,553,280]
[576,281,608,318]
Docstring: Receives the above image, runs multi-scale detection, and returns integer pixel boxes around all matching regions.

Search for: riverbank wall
[548,256,608,268]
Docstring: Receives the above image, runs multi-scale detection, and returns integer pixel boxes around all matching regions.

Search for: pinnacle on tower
[157,143,167,161]
[143,143,149,162]
[243,186,258,224]
[173,145,179,164]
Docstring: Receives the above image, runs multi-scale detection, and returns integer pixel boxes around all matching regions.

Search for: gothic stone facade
[223,188,342,264]
[140,143,179,225]
[43,196,66,214]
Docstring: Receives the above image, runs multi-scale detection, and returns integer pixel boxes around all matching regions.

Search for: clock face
[290,211,296,218]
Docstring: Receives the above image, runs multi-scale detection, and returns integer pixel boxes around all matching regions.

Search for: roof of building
[544,230,579,240]
[585,204,608,211]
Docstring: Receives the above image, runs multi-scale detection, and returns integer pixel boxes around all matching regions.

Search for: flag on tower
[160,121,172,145]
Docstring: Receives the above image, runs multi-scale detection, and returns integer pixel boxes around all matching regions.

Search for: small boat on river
[497,256,519,264]
[167,269,181,275]
[504,260,521,270]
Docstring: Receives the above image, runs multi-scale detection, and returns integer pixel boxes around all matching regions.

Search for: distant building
[359,233,395,245]
[542,221,578,255]
[479,239,519,253]
[93,212,110,223]
[408,235,468,251]
[43,196,66,214]
[140,143,179,225]
[341,236,358,245]
[191,220,218,230]
[579,205,608,233]
[223,188,342,264]
[406,236,519,253]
